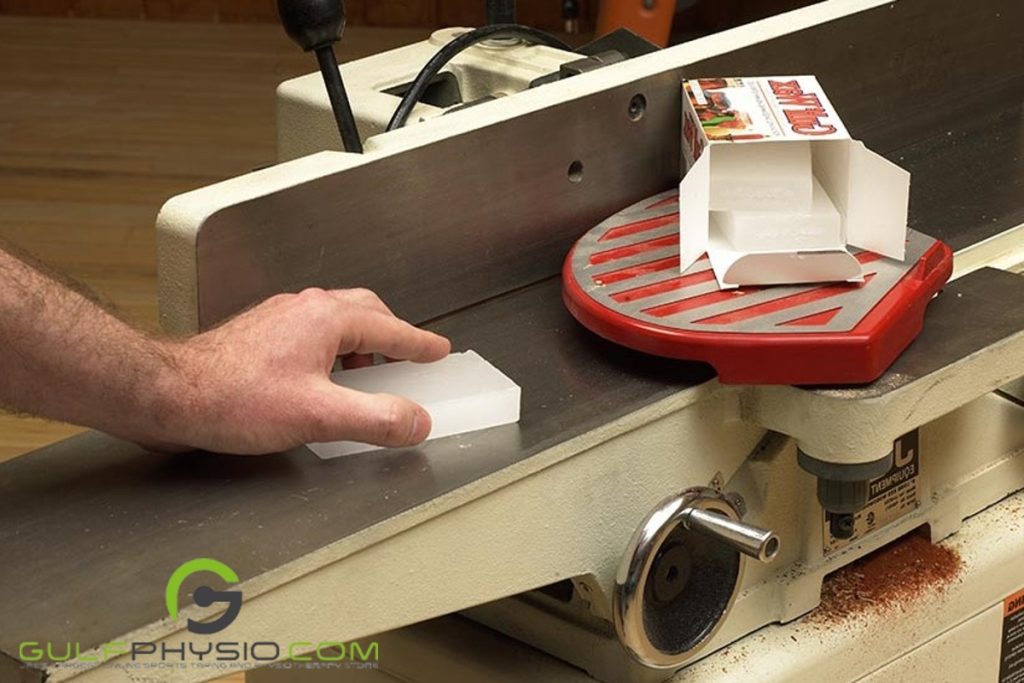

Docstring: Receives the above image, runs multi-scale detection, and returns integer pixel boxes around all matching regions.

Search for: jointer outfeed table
[2,0,1024,682]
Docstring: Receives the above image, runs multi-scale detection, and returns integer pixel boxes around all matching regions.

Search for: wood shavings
[810,531,962,623]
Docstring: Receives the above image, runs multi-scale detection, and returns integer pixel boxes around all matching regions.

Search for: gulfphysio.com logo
[19,557,379,671]
[166,558,243,635]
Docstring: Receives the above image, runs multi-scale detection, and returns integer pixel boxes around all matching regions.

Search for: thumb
[307,384,432,447]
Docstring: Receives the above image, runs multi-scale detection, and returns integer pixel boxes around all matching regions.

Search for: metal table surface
[0,276,711,657]
[2,0,1023,667]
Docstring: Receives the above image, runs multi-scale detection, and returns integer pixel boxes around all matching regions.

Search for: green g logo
[166,558,242,635]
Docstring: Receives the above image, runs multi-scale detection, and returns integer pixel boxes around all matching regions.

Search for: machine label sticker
[1002,586,1024,683]
[823,430,920,554]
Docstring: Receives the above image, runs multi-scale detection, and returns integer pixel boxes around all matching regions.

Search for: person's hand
[156,288,450,455]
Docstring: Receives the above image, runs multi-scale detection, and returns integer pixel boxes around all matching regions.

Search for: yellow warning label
[1002,586,1024,683]
[1007,588,1024,619]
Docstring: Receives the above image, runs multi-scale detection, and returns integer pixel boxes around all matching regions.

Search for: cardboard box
[679,76,909,288]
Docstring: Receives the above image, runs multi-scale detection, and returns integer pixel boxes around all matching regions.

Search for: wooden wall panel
[217,0,277,22]
[0,0,785,35]
[435,1,484,27]
[0,0,73,16]
[143,0,218,21]
[364,0,435,28]
[0,0,279,21]
[346,0,367,25]
[72,0,144,18]
[0,0,592,28]
[0,17,430,460]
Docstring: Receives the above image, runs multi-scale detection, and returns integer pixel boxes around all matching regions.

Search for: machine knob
[277,0,346,52]
[613,487,780,669]
[681,507,779,563]
[277,0,363,153]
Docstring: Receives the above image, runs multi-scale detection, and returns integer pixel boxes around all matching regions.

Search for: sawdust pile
[810,532,962,623]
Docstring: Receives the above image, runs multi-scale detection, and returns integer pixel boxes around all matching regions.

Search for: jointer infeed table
[2,0,1024,681]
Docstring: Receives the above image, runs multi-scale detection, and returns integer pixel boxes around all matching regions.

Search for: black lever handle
[277,0,363,153]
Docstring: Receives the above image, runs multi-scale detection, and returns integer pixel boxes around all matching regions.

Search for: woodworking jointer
[2,0,1024,682]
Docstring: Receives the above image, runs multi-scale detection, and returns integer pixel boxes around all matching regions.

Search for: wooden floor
[0,17,429,462]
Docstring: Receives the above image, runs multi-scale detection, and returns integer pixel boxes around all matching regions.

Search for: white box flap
[844,142,909,260]
[679,150,711,271]
[707,227,863,289]
[810,139,852,216]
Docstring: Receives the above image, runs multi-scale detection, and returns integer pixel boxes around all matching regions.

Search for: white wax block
[308,350,521,459]
[712,178,842,252]
[709,141,813,212]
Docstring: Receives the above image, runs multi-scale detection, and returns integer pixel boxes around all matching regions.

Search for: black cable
[316,44,363,153]
[385,24,572,132]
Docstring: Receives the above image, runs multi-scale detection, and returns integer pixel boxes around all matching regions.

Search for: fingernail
[410,407,431,444]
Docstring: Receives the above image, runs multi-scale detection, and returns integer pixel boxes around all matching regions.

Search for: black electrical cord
[385,24,572,132]
[316,44,363,153]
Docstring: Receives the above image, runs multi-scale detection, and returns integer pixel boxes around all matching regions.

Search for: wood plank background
[0,0,815,43]
[0,0,599,32]
[0,17,430,462]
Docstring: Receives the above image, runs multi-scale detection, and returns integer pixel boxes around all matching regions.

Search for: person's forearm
[0,244,450,455]
[0,246,185,447]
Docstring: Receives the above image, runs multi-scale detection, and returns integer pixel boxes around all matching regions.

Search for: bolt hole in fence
[628,93,647,121]
[568,160,584,183]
